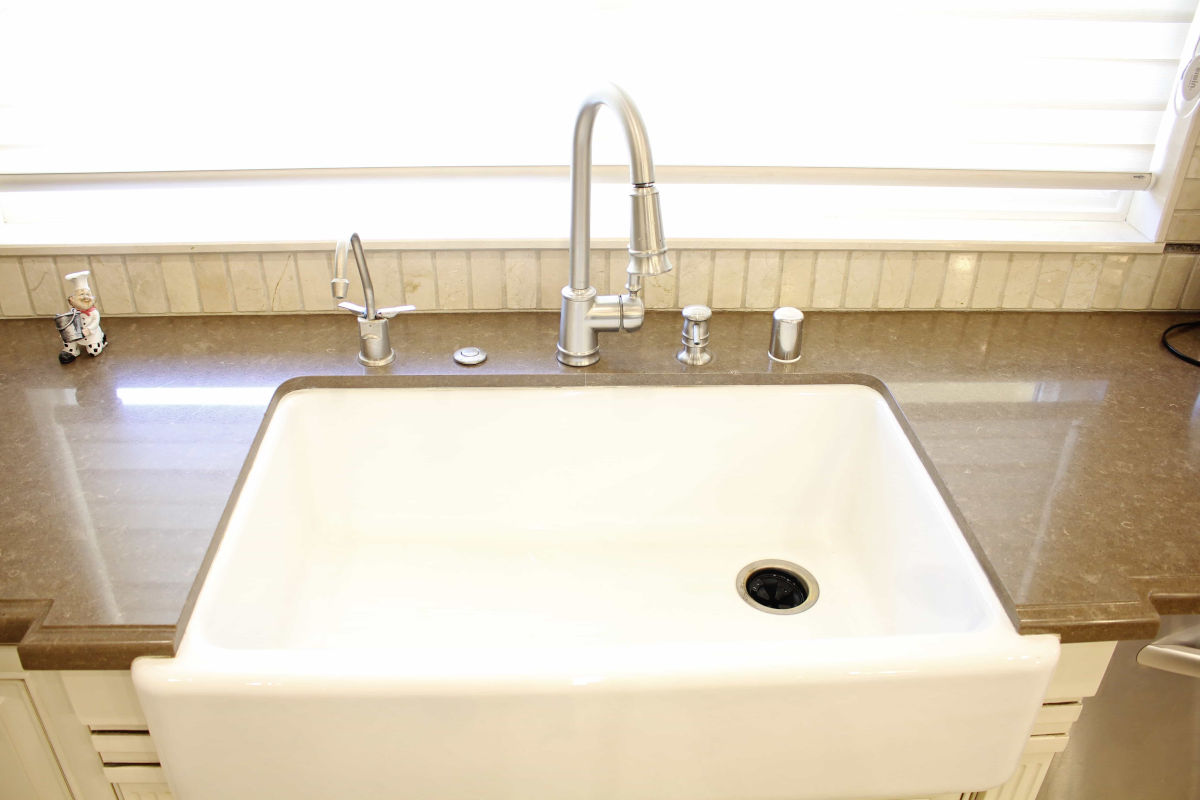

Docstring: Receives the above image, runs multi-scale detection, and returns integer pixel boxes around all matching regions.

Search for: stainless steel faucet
[556,85,672,367]
[331,233,415,367]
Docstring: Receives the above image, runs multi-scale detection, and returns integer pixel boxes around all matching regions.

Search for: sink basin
[133,376,1058,800]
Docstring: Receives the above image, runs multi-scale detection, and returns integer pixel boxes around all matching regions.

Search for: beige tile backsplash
[3,247,1200,318]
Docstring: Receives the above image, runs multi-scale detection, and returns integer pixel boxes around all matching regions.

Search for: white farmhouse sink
[133,378,1058,800]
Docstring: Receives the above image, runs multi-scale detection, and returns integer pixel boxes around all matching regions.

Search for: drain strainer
[736,559,819,615]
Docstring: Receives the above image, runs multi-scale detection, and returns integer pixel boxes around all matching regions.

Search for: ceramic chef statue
[55,270,108,364]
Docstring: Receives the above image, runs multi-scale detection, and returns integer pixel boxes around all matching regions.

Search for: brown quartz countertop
[2,310,1199,669]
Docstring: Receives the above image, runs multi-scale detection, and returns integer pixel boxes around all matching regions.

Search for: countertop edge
[14,620,175,670]
[8,583,1200,670]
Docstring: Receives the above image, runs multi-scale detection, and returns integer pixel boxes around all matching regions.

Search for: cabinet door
[0,680,72,800]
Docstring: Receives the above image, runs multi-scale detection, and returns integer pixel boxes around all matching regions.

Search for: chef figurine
[54,270,107,364]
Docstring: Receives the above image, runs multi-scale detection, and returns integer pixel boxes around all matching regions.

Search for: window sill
[0,180,1162,255]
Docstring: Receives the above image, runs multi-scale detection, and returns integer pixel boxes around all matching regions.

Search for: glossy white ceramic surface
[133,383,1059,800]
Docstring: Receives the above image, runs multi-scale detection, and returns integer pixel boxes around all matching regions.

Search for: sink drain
[736,560,819,615]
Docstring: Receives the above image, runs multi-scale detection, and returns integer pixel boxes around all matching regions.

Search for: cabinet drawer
[104,766,174,800]
[92,731,159,764]
[1030,701,1083,736]
[103,765,167,784]
[61,671,147,730]
[112,784,174,800]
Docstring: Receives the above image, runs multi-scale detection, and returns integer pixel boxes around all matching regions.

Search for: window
[2,0,1198,247]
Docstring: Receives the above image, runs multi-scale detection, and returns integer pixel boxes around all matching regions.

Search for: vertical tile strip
[366,251,404,309]
[0,257,35,317]
[608,251,628,295]
[1118,254,1161,310]
[909,252,946,309]
[21,257,62,315]
[402,251,438,310]
[161,254,201,313]
[744,251,782,309]
[643,263,678,309]
[1151,254,1194,309]
[1178,258,1200,309]
[1032,253,1071,309]
[538,251,568,310]
[971,253,1008,309]
[125,254,169,314]
[469,251,504,310]
[677,251,714,307]
[88,255,135,314]
[940,253,978,309]
[844,251,881,309]
[296,252,333,311]
[812,251,848,309]
[1092,255,1130,309]
[504,250,537,309]
[261,253,304,312]
[227,253,270,312]
[589,249,611,298]
[712,250,747,309]
[1062,254,1101,310]
[435,251,471,310]
[1003,254,1041,309]
[878,252,913,309]
[193,254,235,313]
[779,251,815,308]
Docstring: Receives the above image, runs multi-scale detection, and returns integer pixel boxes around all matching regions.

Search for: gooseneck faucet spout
[333,233,379,321]
[557,85,671,367]
[331,232,415,367]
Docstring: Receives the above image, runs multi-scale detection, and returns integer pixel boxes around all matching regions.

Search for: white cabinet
[0,680,72,800]
[30,672,169,800]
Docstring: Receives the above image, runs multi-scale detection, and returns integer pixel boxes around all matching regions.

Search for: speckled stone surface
[1,310,1198,668]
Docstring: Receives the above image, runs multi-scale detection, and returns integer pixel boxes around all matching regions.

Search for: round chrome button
[453,347,487,366]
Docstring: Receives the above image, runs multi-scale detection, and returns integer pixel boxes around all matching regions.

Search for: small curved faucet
[331,233,415,367]
[557,85,671,367]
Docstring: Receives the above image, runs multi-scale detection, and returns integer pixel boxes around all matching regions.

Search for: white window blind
[2,0,1196,176]
[1,0,1198,245]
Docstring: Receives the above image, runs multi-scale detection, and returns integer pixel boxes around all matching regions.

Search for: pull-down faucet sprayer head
[626,184,671,293]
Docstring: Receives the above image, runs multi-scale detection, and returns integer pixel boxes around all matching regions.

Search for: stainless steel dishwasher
[1038,615,1200,800]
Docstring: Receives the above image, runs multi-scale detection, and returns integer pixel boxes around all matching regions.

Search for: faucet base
[677,347,712,366]
[357,349,395,368]
[355,317,396,367]
[556,345,600,367]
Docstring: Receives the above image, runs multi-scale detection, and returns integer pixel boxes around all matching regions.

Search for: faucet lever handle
[377,305,417,319]
[337,301,417,320]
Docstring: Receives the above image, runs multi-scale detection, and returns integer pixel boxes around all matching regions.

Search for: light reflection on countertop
[115,386,275,406]
[888,380,1108,405]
